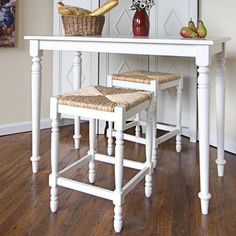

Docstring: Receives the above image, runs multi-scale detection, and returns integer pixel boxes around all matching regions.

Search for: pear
[197,20,207,38]
[57,2,64,7]
[180,27,198,38]
[188,18,197,33]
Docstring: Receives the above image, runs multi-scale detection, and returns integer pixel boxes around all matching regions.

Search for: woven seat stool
[49,86,154,233]
[107,70,183,168]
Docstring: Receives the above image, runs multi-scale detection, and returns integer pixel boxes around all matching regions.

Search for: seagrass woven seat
[112,70,180,84]
[58,86,152,112]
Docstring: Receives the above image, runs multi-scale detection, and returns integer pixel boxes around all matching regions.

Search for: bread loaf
[88,0,118,16]
[57,2,91,16]
[57,0,118,17]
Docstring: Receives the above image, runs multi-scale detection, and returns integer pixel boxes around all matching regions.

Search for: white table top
[24,35,230,46]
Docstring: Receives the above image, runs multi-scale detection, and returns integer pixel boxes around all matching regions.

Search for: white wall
[0,0,53,129]
[200,0,236,153]
[0,0,235,153]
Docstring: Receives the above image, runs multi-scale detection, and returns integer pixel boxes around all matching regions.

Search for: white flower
[130,0,155,10]
[140,3,146,9]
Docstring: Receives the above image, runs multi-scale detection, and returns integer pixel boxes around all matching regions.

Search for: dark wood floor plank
[0,123,236,236]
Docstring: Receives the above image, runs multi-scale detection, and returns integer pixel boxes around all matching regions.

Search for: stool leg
[89,119,96,184]
[107,121,113,156]
[176,81,182,153]
[73,116,81,149]
[113,130,124,233]
[145,106,153,198]
[135,113,141,137]
[152,103,157,168]
[49,110,60,212]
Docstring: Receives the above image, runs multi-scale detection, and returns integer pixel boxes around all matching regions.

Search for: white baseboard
[0,119,235,154]
[0,118,73,136]
[210,135,236,155]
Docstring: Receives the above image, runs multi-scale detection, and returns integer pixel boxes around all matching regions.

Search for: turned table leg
[197,65,211,214]
[215,49,226,177]
[73,51,82,149]
[30,41,43,173]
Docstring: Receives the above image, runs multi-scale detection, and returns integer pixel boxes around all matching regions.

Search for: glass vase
[132,9,150,36]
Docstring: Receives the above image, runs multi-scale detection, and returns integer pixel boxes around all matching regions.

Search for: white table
[25,35,230,215]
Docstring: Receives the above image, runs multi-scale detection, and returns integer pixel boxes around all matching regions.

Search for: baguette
[88,0,118,16]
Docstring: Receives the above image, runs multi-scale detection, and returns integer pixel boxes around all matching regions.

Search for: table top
[24,35,230,46]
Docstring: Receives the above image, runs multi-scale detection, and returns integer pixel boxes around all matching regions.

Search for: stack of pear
[180,19,207,38]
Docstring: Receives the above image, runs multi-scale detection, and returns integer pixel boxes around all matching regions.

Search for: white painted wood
[58,154,92,176]
[57,101,151,123]
[73,52,82,149]
[145,106,153,198]
[197,65,211,215]
[25,35,230,216]
[57,177,114,200]
[149,0,198,142]
[121,133,146,145]
[59,104,117,121]
[124,121,139,131]
[156,129,179,145]
[109,75,182,167]
[122,167,149,197]
[107,75,114,145]
[49,97,59,212]
[95,153,145,170]
[107,121,113,156]
[114,128,124,233]
[152,82,158,168]
[176,79,183,152]
[49,88,153,232]
[30,54,42,174]
[215,46,226,177]
[135,113,141,137]
[88,119,96,183]
[26,35,227,44]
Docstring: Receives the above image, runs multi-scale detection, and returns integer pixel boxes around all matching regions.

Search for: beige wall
[0,0,53,124]
[0,1,235,152]
[200,0,236,152]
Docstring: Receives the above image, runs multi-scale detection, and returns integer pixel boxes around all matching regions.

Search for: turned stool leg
[88,119,96,184]
[135,113,141,137]
[107,121,113,156]
[145,106,153,197]
[73,117,81,149]
[113,129,124,233]
[176,80,182,153]
[152,103,157,168]
[49,98,60,212]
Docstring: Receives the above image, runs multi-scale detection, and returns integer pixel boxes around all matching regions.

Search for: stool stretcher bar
[57,177,114,200]
[124,121,139,131]
[58,154,92,176]
[156,129,179,145]
[122,166,149,197]
[94,153,146,170]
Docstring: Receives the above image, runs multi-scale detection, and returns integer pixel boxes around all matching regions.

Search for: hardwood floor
[0,123,236,236]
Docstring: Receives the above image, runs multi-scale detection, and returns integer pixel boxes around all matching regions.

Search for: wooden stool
[107,70,183,168]
[49,86,154,233]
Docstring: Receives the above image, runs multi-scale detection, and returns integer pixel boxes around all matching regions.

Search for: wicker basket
[61,15,105,36]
